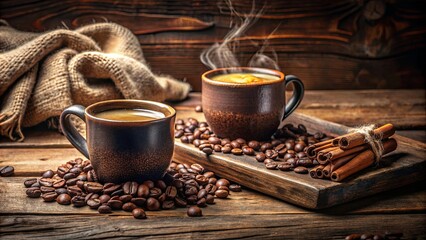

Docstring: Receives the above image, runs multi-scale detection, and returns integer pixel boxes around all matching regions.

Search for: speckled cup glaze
[202,67,304,140]
[60,100,176,183]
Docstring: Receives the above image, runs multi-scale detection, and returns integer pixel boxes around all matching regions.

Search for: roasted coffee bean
[229,184,242,192]
[132,208,147,219]
[206,194,215,204]
[84,192,97,202]
[242,147,255,155]
[260,143,273,152]
[119,194,132,203]
[66,178,79,186]
[197,189,207,199]
[274,143,286,152]
[76,180,85,189]
[265,162,278,170]
[187,206,202,217]
[42,192,58,202]
[40,186,55,193]
[285,141,295,151]
[71,195,86,207]
[55,188,68,195]
[208,137,220,145]
[216,179,230,187]
[190,163,204,173]
[24,178,38,188]
[82,164,93,173]
[185,186,198,196]
[63,172,77,181]
[278,163,292,171]
[31,182,41,188]
[175,130,184,138]
[199,143,213,151]
[122,202,138,212]
[345,234,362,240]
[142,180,155,188]
[57,166,68,177]
[283,153,295,161]
[176,119,184,125]
[174,197,187,207]
[186,195,198,204]
[149,187,162,198]
[230,140,241,149]
[158,193,167,203]
[0,166,15,177]
[271,139,282,147]
[248,141,260,151]
[218,186,229,192]
[97,194,109,204]
[294,166,308,174]
[146,197,160,211]
[42,170,55,178]
[87,199,101,209]
[103,184,121,195]
[57,193,71,205]
[297,158,313,167]
[199,134,209,140]
[203,171,215,178]
[172,179,184,189]
[122,181,138,196]
[255,153,266,162]
[231,148,243,155]
[131,198,147,207]
[195,175,209,185]
[108,199,123,210]
[52,179,66,188]
[222,146,232,153]
[265,150,278,159]
[263,158,275,165]
[201,147,213,155]
[294,142,306,152]
[215,189,229,198]
[69,167,82,175]
[196,198,207,207]
[208,177,217,185]
[39,178,54,187]
[26,187,41,198]
[314,132,325,140]
[98,204,112,214]
[86,182,103,193]
[162,200,175,210]
[77,174,87,181]
[68,185,83,197]
[296,152,307,158]
[213,144,222,152]
[163,186,177,200]
[221,138,231,146]
[286,158,297,166]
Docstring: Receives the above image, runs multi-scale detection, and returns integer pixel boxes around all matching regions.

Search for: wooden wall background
[1,0,425,91]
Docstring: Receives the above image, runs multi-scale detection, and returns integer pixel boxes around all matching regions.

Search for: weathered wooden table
[1,90,425,239]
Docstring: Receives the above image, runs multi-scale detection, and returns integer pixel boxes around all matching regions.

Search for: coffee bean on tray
[294,166,308,174]
[132,208,147,219]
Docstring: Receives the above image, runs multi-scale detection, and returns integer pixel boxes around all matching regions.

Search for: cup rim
[202,67,285,87]
[85,99,176,124]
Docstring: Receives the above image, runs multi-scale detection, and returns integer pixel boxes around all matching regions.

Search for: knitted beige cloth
[0,20,191,141]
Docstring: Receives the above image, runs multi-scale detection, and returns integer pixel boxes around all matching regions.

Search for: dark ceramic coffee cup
[202,67,304,140]
[60,100,176,183]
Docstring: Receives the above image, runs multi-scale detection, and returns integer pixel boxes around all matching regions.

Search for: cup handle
[60,105,89,159]
[283,75,304,120]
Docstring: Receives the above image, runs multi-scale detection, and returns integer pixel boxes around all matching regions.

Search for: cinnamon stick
[305,139,333,159]
[316,147,340,164]
[322,164,332,178]
[309,165,324,178]
[330,138,397,182]
[318,144,369,164]
[339,124,395,150]
[330,152,358,172]
[306,143,334,159]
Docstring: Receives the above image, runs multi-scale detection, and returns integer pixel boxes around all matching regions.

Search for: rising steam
[200,0,280,70]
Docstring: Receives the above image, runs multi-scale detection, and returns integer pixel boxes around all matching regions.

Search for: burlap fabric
[0,20,191,141]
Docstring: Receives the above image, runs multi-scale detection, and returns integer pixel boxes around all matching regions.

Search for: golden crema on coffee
[95,108,165,122]
[211,73,280,84]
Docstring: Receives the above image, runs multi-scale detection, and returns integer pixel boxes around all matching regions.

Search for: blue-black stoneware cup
[60,100,176,183]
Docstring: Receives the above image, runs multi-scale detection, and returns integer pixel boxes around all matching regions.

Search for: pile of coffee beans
[345,232,403,240]
[0,165,14,177]
[24,158,241,219]
[175,118,332,174]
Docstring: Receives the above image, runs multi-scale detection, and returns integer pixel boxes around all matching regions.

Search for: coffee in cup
[60,100,176,183]
[202,67,304,140]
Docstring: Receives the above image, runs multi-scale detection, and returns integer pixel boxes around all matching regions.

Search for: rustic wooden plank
[1,214,425,239]
[1,177,424,216]
[172,112,426,209]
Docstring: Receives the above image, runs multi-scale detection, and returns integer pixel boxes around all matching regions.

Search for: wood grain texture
[1,214,425,239]
[1,0,425,91]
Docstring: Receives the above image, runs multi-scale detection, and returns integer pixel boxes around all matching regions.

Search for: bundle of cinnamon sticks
[307,124,397,182]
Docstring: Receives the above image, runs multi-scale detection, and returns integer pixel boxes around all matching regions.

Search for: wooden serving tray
[173,112,426,209]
